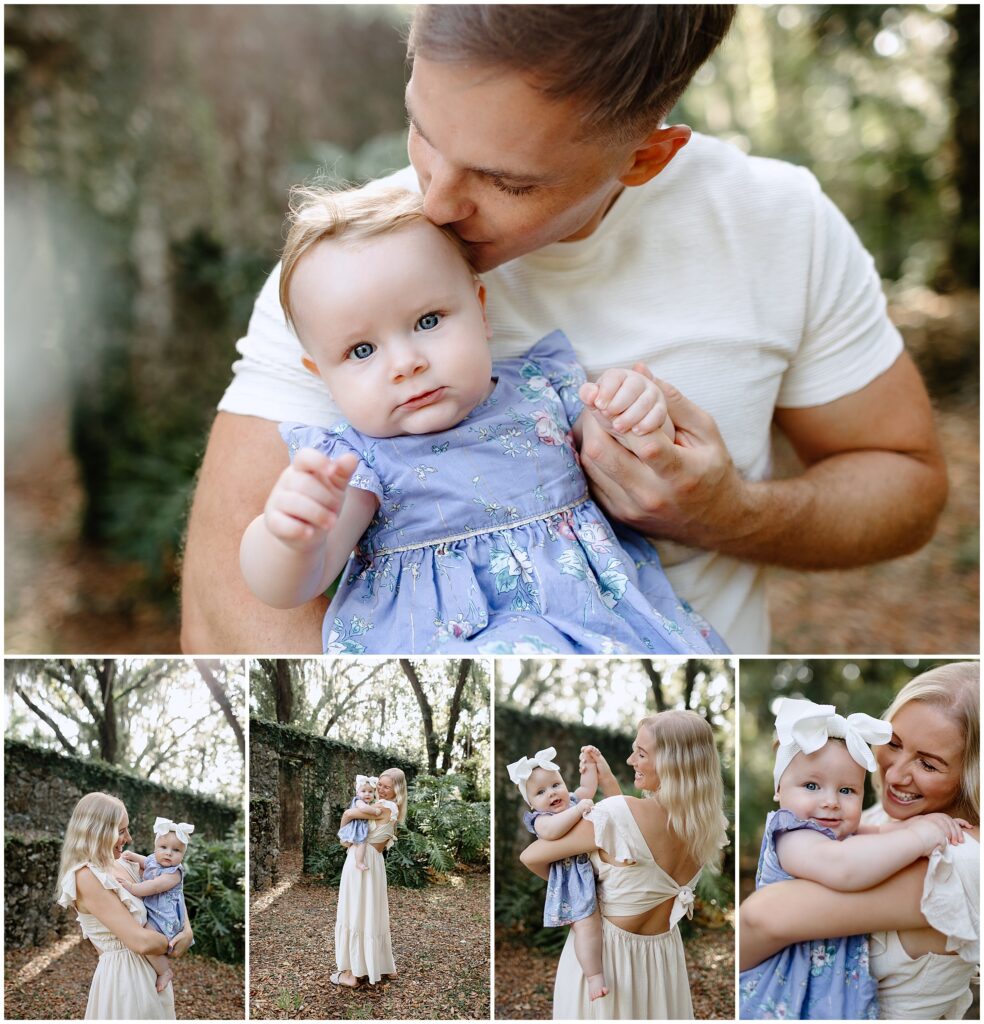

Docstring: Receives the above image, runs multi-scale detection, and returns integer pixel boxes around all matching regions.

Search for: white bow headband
[506,747,561,806]
[154,817,195,846]
[773,697,892,790]
[356,775,378,792]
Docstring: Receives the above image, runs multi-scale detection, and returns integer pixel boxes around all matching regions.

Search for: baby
[337,775,376,871]
[740,698,968,1019]
[120,817,194,992]
[240,184,725,656]
[507,747,608,1001]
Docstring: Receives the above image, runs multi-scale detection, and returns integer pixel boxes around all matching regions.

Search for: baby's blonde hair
[56,792,126,899]
[639,710,725,868]
[380,767,408,824]
[880,662,979,825]
[279,184,476,333]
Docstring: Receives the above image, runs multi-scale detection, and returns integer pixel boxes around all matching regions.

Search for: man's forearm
[711,449,946,570]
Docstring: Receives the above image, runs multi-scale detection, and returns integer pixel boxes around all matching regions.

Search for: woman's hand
[580,745,621,797]
[168,926,194,958]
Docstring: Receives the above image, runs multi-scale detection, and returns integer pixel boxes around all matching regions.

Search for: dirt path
[249,863,490,1020]
[4,938,244,1020]
[494,925,735,1019]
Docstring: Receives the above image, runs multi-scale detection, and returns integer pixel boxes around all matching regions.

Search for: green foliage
[183,828,245,965]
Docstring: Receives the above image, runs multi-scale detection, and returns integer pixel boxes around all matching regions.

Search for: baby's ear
[773,791,780,803]
[301,354,321,378]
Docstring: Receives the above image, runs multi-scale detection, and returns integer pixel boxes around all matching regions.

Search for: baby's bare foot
[156,968,174,993]
[587,973,609,1001]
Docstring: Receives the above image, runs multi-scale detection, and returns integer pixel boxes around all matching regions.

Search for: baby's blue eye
[839,787,855,795]
[349,342,374,360]
[416,312,441,331]
[804,782,819,791]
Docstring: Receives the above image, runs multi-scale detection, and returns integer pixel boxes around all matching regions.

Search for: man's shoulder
[684,132,819,197]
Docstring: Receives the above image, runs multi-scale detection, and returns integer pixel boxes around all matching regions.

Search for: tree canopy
[4,658,245,802]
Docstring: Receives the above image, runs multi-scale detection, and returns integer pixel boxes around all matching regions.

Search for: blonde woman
[331,767,408,989]
[740,663,980,1019]
[55,792,194,1020]
[520,710,728,1020]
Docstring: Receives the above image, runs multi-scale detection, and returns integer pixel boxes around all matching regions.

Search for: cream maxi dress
[553,796,701,1021]
[334,798,399,984]
[862,806,980,1019]
[57,860,176,1020]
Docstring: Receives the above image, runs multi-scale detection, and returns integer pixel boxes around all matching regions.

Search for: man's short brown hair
[408,4,737,142]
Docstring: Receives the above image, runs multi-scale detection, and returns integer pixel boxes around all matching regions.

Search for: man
[181,5,946,653]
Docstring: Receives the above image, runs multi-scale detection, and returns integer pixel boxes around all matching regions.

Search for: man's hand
[580,367,675,440]
[579,354,946,570]
[263,449,359,552]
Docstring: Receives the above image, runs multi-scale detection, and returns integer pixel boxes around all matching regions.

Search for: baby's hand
[580,368,675,440]
[121,851,141,863]
[117,876,136,893]
[263,449,359,551]
[907,812,970,847]
[578,799,595,817]
[904,815,956,856]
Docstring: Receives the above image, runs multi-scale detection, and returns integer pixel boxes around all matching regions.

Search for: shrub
[183,829,245,964]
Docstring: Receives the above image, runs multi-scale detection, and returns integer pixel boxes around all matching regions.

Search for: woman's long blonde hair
[639,710,726,868]
[880,662,979,825]
[380,768,408,824]
[56,792,126,897]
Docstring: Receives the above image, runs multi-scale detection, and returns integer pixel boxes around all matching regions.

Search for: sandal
[330,971,361,989]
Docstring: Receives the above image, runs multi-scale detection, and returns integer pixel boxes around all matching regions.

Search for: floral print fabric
[739,809,879,1020]
[281,331,728,655]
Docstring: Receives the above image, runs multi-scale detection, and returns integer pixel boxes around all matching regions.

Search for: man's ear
[475,279,492,341]
[619,125,692,187]
[301,355,321,377]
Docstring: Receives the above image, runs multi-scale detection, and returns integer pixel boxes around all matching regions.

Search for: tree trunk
[684,661,699,710]
[641,661,667,712]
[274,660,294,724]
[439,661,470,773]
[195,659,245,757]
[400,659,439,773]
[96,660,118,763]
[14,684,77,754]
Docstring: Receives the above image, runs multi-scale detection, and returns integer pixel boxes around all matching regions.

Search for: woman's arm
[120,871,183,898]
[520,817,598,880]
[341,804,384,825]
[739,860,930,970]
[75,868,169,956]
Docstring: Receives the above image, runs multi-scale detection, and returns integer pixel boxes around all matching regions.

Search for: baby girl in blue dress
[739,698,969,1019]
[240,184,728,656]
[120,817,194,992]
[507,747,608,1002]
[337,775,376,872]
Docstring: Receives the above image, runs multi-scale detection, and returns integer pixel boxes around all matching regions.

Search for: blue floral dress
[524,795,596,927]
[282,330,729,655]
[337,797,370,845]
[141,855,188,943]
[739,809,879,1020]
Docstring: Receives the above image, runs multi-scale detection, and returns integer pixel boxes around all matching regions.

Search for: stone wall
[494,705,636,885]
[249,717,420,890]
[4,741,240,948]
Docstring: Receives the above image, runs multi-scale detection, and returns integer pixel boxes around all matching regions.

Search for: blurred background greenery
[737,657,970,901]
[4,5,978,652]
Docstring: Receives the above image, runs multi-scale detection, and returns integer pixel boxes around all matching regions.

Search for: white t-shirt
[219,133,903,652]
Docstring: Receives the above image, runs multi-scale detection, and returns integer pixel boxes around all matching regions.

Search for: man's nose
[421,158,476,227]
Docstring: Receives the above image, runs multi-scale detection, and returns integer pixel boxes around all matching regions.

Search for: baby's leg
[147,952,174,992]
[355,840,369,870]
[571,910,608,1001]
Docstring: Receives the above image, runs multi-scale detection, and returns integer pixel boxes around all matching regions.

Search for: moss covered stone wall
[249,717,420,890]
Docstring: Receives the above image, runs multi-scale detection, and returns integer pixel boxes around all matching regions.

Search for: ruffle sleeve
[588,796,639,865]
[921,836,979,962]
[57,861,146,922]
[279,421,383,500]
[766,808,838,845]
[516,330,586,427]
[375,799,399,820]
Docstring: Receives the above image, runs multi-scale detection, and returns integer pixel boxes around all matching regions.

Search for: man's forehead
[405,57,591,183]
